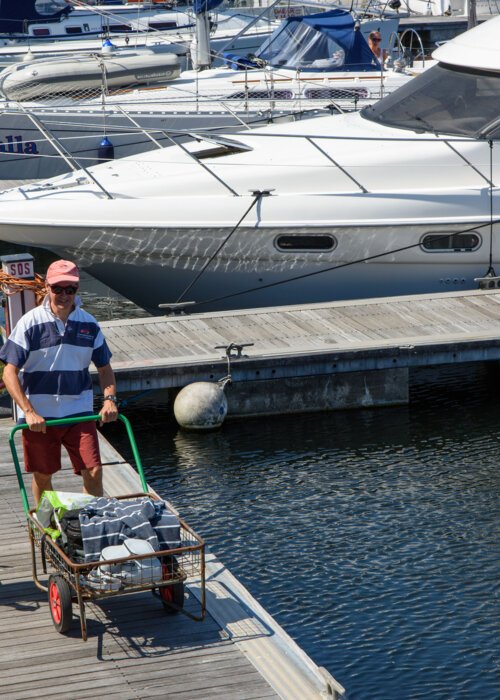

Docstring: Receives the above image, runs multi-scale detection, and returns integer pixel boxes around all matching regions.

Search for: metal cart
[9,413,206,641]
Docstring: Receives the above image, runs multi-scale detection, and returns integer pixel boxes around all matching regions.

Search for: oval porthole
[421,232,481,252]
[227,90,293,100]
[304,87,369,100]
[275,234,336,251]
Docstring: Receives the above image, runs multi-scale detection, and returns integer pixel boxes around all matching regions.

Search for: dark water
[2,248,498,699]
[102,363,499,700]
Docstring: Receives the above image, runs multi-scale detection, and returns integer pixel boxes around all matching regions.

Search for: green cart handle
[9,413,149,516]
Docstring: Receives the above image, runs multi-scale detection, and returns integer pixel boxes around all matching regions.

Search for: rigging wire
[487,139,496,275]
[175,189,271,303]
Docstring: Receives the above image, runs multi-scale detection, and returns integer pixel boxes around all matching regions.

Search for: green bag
[35,491,95,540]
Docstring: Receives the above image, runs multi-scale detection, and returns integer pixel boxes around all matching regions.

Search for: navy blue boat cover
[254,9,381,72]
[193,0,224,15]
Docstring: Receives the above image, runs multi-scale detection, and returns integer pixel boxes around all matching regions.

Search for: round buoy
[173,382,228,430]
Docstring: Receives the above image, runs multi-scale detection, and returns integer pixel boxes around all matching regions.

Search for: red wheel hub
[49,582,62,624]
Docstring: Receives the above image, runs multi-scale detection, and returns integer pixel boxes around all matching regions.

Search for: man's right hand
[25,409,46,433]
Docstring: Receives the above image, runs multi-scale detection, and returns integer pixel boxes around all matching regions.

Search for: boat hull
[0,209,497,313]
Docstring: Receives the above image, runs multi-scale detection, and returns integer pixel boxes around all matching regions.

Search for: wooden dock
[98,289,500,416]
[0,418,343,700]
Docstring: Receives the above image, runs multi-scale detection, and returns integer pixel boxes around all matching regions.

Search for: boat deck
[0,418,342,700]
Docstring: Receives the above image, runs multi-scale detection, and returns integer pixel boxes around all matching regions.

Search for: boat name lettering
[136,71,174,80]
[0,135,39,155]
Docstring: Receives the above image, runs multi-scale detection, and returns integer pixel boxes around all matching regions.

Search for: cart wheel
[159,580,185,614]
[48,574,73,634]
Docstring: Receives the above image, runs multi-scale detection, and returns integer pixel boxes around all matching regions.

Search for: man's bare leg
[81,466,103,497]
[32,472,53,505]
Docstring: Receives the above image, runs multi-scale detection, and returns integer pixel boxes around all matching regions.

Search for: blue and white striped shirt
[0,296,112,421]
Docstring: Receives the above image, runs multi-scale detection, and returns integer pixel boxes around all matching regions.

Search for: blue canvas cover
[254,9,381,72]
[0,0,70,34]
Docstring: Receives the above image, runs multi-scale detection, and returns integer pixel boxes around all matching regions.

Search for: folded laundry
[79,496,181,563]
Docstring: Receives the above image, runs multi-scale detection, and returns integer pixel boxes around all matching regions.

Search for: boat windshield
[257,22,346,68]
[361,63,500,139]
[35,0,69,15]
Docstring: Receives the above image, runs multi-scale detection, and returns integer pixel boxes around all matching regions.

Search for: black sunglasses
[371,37,381,42]
[50,285,78,295]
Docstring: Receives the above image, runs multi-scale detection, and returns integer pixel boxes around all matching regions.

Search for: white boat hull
[0,18,498,314]
[1,189,498,313]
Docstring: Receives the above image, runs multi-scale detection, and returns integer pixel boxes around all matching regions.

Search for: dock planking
[0,418,343,700]
[99,289,500,393]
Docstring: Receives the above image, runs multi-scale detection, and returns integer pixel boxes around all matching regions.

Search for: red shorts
[22,422,102,476]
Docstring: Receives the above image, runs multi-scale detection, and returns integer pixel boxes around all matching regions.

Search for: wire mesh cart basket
[9,413,206,641]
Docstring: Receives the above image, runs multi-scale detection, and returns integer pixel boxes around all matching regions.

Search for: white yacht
[0,16,498,314]
[0,10,417,181]
[0,0,277,68]
[0,0,211,42]
[0,0,199,46]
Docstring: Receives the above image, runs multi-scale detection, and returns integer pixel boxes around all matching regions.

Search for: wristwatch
[103,395,118,404]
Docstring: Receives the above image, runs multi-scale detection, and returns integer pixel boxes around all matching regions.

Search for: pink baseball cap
[46,260,80,286]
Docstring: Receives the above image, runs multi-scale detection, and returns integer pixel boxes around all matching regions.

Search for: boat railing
[0,99,251,194]
[126,128,495,197]
[10,117,497,200]
[13,102,114,199]
[226,129,496,190]
[215,0,285,56]
[0,54,400,113]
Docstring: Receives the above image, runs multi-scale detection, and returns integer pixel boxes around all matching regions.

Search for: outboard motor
[100,38,116,56]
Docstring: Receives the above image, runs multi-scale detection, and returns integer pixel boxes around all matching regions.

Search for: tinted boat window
[227,90,293,100]
[276,234,336,251]
[421,232,481,251]
[361,63,500,138]
[148,22,177,30]
[305,87,369,100]
[109,24,133,32]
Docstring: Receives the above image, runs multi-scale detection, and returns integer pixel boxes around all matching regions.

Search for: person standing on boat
[0,260,118,503]
[368,31,388,65]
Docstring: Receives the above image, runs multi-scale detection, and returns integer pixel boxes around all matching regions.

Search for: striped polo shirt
[0,296,112,421]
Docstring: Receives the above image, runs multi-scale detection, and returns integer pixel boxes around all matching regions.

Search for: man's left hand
[100,399,119,423]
